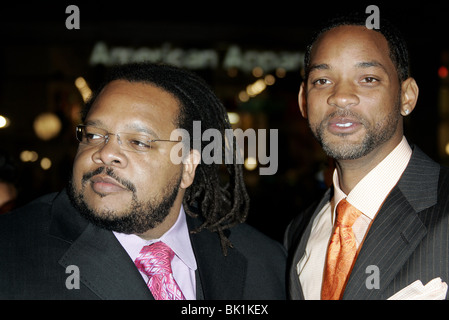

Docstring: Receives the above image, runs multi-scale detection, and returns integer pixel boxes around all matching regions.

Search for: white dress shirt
[297,136,413,299]
[113,205,197,300]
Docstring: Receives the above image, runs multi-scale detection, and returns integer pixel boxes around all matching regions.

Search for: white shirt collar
[332,136,412,221]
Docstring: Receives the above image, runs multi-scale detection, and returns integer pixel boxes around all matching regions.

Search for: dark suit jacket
[0,189,286,300]
[285,146,449,300]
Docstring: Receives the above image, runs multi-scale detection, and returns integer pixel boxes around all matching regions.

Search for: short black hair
[303,12,410,83]
[82,63,249,255]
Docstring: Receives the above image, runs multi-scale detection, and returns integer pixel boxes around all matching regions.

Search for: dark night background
[1,1,449,242]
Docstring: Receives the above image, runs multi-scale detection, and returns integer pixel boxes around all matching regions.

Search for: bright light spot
[276,68,286,78]
[75,77,87,88]
[227,112,240,124]
[246,79,266,97]
[445,143,449,155]
[30,151,38,162]
[20,151,30,162]
[238,91,249,102]
[244,157,258,171]
[0,115,9,128]
[75,76,92,102]
[40,157,52,170]
[20,150,39,162]
[33,112,62,141]
[264,74,276,86]
[252,66,264,78]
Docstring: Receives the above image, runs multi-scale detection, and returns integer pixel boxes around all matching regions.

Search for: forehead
[310,25,394,72]
[86,80,180,137]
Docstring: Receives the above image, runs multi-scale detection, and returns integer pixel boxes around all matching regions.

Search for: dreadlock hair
[303,12,410,84]
[81,62,250,255]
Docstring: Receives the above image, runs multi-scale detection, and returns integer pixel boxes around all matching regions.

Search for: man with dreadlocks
[0,63,286,300]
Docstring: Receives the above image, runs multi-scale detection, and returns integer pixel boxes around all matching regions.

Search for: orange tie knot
[336,199,362,228]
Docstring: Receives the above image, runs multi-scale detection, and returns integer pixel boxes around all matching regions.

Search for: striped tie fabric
[134,241,185,300]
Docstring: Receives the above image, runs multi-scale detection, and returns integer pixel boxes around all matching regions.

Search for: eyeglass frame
[75,124,181,153]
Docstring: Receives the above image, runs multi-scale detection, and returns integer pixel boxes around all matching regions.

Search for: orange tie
[321,199,362,300]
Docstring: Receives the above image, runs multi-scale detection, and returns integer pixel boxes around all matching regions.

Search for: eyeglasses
[75,125,181,153]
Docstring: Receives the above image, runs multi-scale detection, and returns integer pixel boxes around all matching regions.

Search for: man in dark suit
[0,63,286,300]
[285,15,449,299]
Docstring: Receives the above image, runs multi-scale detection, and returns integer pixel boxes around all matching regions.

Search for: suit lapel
[343,187,427,299]
[58,223,153,299]
[187,216,247,300]
[343,146,439,299]
[49,190,153,300]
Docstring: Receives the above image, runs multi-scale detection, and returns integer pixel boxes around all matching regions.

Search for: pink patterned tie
[134,241,185,300]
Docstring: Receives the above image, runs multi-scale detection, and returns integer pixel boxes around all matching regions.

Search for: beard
[67,166,181,235]
[310,98,401,160]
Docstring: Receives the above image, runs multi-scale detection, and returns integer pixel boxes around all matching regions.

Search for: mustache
[82,167,136,193]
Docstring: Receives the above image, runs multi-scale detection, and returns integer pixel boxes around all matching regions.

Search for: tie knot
[135,241,175,277]
[336,199,362,227]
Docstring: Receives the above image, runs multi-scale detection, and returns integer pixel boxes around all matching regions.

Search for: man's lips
[327,117,362,134]
[90,175,128,193]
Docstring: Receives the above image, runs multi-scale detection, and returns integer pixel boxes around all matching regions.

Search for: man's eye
[361,77,379,83]
[313,79,331,86]
[86,133,103,141]
[129,139,152,150]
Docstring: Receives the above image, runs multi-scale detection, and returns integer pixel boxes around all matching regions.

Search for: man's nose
[327,82,360,109]
[91,134,128,168]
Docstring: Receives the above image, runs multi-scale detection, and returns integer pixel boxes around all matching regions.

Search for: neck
[335,158,376,195]
[136,192,184,240]
[335,137,403,195]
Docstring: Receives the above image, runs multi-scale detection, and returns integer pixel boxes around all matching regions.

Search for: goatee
[67,167,181,234]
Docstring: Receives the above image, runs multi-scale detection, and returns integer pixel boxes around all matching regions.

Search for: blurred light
[439,66,448,79]
[238,71,279,103]
[29,151,38,162]
[275,68,286,78]
[227,112,240,124]
[238,91,249,102]
[0,115,10,128]
[246,79,266,97]
[244,157,258,171]
[446,143,449,155]
[75,76,92,102]
[264,74,276,86]
[40,157,52,170]
[252,67,264,78]
[33,112,62,141]
[20,151,29,162]
[20,150,38,163]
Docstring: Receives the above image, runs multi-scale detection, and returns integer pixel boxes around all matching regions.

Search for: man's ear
[400,77,419,116]
[180,148,201,189]
[298,82,308,118]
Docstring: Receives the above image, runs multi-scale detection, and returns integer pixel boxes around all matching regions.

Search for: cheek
[71,148,101,191]
[305,92,327,118]
[305,106,326,128]
[130,159,166,192]
[137,162,182,195]
[360,93,396,122]
[72,150,88,189]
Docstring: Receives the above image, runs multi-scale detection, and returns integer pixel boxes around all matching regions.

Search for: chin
[86,196,134,217]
